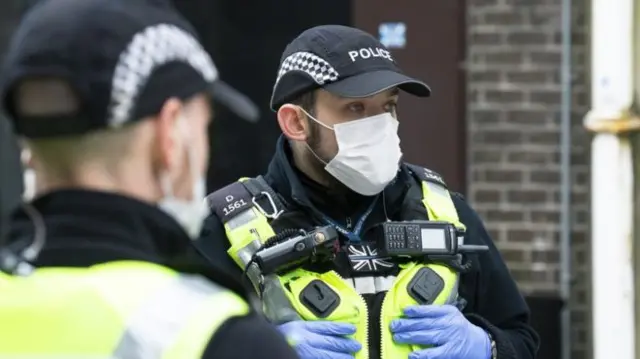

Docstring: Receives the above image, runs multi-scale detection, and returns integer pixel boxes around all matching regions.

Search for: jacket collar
[9,189,196,267]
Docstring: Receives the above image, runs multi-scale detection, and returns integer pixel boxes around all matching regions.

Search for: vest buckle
[252,191,284,220]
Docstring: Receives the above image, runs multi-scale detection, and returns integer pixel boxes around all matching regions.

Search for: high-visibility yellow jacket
[0,260,249,359]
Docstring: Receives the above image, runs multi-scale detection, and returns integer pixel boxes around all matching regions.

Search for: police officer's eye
[347,102,365,113]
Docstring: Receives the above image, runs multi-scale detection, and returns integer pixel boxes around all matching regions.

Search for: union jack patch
[347,243,396,274]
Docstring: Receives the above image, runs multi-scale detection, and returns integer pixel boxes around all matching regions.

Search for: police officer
[0,1,298,358]
[199,25,540,359]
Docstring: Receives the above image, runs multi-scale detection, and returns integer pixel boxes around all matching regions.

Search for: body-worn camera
[372,220,489,258]
[253,226,339,275]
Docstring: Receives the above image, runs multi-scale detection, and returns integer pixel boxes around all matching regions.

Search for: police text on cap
[348,47,394,63]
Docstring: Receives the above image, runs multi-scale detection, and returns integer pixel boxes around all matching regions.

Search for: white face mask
[157,117,210,239]
[303,110,403,196]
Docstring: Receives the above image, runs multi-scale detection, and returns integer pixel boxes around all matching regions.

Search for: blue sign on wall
[379,22,406,49]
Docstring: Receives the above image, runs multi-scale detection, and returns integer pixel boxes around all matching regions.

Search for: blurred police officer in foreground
[198,25,539,359]
[0,0,299,358]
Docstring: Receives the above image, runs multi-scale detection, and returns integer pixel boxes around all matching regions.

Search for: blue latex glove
[278,320,362,359]
[390,305,492,359]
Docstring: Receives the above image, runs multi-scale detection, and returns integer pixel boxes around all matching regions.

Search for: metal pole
[559,0,572,358]
[584,0,638,357]
[633,132,640,359]
[632,2,640,356]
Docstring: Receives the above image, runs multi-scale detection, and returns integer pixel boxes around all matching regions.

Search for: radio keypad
[385,225,406,250]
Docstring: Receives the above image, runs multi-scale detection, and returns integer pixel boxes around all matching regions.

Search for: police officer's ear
[154,97,185,173]
[277,103,309,142]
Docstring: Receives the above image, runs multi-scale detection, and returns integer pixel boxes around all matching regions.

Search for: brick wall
[466,1,591,358]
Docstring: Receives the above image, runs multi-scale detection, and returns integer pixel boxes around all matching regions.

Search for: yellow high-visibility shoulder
[406,163,465,230]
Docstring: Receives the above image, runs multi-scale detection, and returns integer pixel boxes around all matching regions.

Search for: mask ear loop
[304,142,329,166]
[159,115,195,201]
[182,123,202,203]
[298,107,333,131]
[176,115,205,204]
[298,107,333,166]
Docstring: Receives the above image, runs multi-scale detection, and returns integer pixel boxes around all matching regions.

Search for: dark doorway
[175,0,352,191]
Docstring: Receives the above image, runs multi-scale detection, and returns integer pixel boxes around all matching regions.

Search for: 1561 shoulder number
[222,194,248,217]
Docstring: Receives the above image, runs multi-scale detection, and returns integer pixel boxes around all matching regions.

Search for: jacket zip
[333,270,370,359]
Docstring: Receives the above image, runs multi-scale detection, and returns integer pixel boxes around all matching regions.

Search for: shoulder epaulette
[405,163,447,188]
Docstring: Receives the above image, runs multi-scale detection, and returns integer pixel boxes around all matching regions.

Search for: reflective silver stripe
[347,275,396,294]
[112,274,223,359]
[227,208,259,230]
[424,181,449,199]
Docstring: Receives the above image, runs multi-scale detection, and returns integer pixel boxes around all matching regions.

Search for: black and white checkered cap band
[275,51,340,86]
[108,24,217,128]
